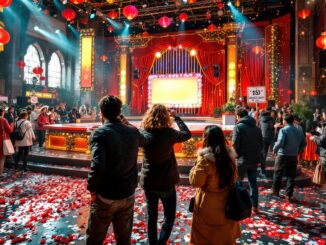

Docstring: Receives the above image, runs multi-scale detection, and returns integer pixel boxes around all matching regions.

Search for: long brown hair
[141,104,172,130]
[202,125,236,188]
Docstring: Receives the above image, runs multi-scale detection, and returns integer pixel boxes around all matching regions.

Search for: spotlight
[34,26,40,31]
[227,1,232,6]
[90,9,96,19]
[190,49,196,56]
[55,30,60,34]
[155,52,162,58]
[182,0,188,3]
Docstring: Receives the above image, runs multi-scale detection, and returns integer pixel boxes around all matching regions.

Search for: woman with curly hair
[140,104,191,245]
[190,125,241,244]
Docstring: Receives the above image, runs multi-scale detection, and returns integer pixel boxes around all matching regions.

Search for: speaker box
[133,68,139,79]
[213,65,220,77]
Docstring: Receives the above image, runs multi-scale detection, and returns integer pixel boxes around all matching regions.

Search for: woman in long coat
[189,125,241,245]
[0,107,13,176]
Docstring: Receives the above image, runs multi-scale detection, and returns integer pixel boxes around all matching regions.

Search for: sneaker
[267,189,279,196]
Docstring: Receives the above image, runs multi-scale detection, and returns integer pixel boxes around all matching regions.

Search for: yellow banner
[80,35,93,90]
[26,91,54,99]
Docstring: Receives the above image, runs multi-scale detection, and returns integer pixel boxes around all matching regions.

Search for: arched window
[48,52,63,88]
[24,45,42,84]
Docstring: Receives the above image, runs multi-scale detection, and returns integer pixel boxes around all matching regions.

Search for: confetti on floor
[0,170,325,244]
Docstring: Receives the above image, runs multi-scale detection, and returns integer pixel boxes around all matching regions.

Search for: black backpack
[225,183,252,221]
[11,120,26,140]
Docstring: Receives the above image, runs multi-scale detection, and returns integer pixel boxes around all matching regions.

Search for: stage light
[34,26,40,31]
[55,29,60,34]
[125,23,130,27]
[227,1,232,6]
[190,49,196,56]
[179,44,182,49]
[155,52,162,58]
[90,9,96,19]
[182,0,188,3]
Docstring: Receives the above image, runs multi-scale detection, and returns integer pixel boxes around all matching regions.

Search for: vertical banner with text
[80,29,95,91]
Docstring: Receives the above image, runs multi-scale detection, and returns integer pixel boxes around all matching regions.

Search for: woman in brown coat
[189,125,241,245]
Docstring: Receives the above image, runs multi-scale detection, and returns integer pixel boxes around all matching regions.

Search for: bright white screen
[150,75,201,107]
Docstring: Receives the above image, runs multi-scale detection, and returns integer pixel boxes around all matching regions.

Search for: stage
[44,117,234,158]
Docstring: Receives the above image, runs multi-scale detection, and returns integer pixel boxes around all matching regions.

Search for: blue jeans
[237,165,259,207]
[144,187,176,245]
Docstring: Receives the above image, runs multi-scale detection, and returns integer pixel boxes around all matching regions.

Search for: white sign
[247,86,266,103]
[30,96,38,104]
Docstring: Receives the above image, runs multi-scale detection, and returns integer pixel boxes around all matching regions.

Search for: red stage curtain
[241,43,265,97]
[130,34,226,115]
[197,43,226,115]
[131,48,155,114]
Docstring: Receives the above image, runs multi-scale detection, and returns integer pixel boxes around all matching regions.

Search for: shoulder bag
[2,119,14,156]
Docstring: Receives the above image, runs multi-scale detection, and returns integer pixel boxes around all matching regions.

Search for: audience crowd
[0,97,325,245]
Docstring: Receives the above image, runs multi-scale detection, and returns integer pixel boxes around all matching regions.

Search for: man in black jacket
[86,95,150,245]
[232,108,263,213]
[259,110,275,177]
[311,108,326,175]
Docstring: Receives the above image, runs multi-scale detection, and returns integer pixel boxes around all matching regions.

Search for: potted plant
[222,102,236,125]
[213,107,223,118]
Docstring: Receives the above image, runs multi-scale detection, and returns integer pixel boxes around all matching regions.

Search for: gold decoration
[115,34,152,48]
[182,138,197,157]
[266,24,281,103]
[197,29,225,44]
[46,130,90,153]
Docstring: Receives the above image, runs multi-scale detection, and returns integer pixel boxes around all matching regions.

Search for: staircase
[15,148,312,187]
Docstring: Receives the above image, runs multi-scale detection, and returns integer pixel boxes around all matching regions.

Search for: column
[266,24,281,103]
[224,23,241,102]
[119,45,130,104]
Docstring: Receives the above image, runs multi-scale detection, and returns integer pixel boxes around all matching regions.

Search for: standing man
[259,110,275,178]
[271,114,306,202]
[86,95,149,245]
[4,106,15,126]
[310,108,326,175]
[232,108,263,213]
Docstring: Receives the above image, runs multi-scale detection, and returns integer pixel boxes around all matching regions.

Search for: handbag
[188,197,195,213]
[225,182,252,221]
[312,161,326,185]
[2,119,14,156]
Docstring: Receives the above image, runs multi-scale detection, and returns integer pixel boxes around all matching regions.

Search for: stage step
[11,162,310,188]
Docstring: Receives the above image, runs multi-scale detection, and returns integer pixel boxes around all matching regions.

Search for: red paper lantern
[108,10,118,20]
[0,28,10,45]
[43,9,50,15]
[100,55,108,62]
[40,76,46,81]
[207,23,217,32]
[179,13,188,22]
[70,0,84,4]
[252,45,262,55]
[32,67,43,75]
[206,11,211,19]
[80,17,89,25]
[217,3,224,9]
[158,16,171,28]
[188,0,196,3]
[17,61,25,69]
[123,5,138,20]
[107,26,114,33]
[142,31,149,37]
[310,90,317,97]
[62,8,77,21]
[0,0,12,8]
[316,32,326,50]
[298,9,311,20]
[287,89,293,95]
